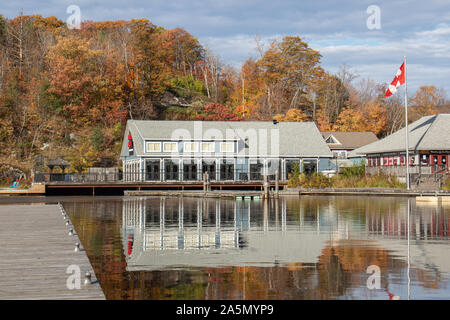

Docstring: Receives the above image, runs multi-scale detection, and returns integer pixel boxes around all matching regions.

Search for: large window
[220,159,234,180]
[249,159,263,180]
[267,159,281,180]
[146,142,161,152]
[163,142,178,152]
[202,159,216,180]
[302,159,317,176]
[184,142,198,153]
[145,159,160,181]
[236,158,248,181]
[183,159,198,181]
[285,159,300,180]
[201,142,214,153]
[220,142,234,153]
[164,159,179,180]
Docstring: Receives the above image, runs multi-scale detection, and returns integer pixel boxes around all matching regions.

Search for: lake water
[59,195,449,300]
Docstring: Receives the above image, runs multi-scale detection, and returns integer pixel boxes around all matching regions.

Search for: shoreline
[1,186,449,199]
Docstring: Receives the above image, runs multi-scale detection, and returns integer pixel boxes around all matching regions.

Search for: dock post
[203,173,206,192]
[275,171,279,198]
[203,172,211,192]
[263,175,269,199]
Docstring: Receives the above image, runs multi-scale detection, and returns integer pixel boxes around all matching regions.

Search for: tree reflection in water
[63,196,450,300]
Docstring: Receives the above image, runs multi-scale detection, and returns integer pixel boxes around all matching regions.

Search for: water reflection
[63,196,450,300]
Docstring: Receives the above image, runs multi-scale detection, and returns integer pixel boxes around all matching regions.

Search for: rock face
[0,164,27,181]
[158,91,193,108]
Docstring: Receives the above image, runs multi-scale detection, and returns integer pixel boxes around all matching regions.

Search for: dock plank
[0,204,105,300]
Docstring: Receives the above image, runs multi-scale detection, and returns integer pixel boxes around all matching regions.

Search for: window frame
[163,142,178,153]
[201,142,215,153]
[146,141,161,153]
[183,142,198,153]
[220,142,234,153]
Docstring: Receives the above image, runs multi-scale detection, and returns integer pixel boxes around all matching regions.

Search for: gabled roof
[121,120,332,158]
[321,131,378,149]
[350,114,450,156]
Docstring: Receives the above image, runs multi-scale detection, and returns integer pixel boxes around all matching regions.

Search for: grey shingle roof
[121,120,332,158]
[349,114,450,156]
[321,131,378,149]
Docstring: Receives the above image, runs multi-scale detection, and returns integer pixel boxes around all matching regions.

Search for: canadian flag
[384,62,406,98]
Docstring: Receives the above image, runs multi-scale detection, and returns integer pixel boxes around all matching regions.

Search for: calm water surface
[60,195,450,300]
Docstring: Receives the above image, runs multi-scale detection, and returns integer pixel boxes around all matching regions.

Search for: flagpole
[404,56,410,190]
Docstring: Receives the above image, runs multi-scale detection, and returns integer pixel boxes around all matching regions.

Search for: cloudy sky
[2,0,450,94]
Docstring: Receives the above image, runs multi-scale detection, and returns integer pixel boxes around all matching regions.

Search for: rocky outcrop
[0,164,28,180]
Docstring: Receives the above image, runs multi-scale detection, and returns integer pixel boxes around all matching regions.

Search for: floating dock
[124,190,266,199]
[0,204,105,299]
[416,195,450,205]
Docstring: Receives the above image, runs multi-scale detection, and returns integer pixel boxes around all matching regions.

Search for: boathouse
[350,114,450,176]
[120,120,333,182]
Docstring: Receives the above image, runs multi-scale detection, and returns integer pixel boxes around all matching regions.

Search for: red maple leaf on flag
[385,62,406,98]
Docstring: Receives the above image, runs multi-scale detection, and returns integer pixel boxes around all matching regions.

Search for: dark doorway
[145,160,160,181]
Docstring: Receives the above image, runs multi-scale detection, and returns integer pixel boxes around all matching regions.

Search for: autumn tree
[196,103,243,121]
[273,108,308,122]
[334,108,367,132]
[411,85,446,118]
[315,73,349,127]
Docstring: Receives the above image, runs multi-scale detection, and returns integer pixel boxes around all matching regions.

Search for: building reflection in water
[66,195,450,299]
[123,197,296,271]
[121,196,449,273]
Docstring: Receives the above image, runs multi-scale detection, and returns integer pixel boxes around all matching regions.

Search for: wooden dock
[0,204,105,300]
[0,184,45,196]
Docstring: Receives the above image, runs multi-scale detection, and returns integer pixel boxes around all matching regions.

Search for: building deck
[0,204,105,300]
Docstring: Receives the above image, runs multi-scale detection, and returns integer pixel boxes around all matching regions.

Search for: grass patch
[288,163,406,189]
[443,177,450,191]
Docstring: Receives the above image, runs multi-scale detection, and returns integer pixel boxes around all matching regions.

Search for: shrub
[169,75,205,98]
[340,162,365,178]
[287,163,301,187]
[443,177,450,191]
[288,170,332,188]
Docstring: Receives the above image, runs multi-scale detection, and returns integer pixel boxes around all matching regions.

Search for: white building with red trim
[350,114,450,176]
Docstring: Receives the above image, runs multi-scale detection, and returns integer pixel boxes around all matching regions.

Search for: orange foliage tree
[411,85,445,117]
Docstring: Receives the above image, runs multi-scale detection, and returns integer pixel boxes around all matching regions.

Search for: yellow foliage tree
[411,85,443,117]
[363,101,387,135]
[273,108,308,122]
[334,108,367,132]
